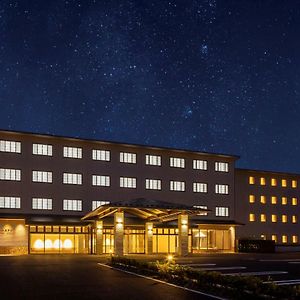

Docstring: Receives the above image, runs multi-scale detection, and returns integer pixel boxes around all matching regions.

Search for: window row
[249,213,297,223]
[264,234,298,244]
[249,195,297,205]
[249,176,297,188]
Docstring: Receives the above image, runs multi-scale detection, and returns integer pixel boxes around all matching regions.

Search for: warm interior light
[63,239,73,249]
[54,239,62,249]
[34,239,44,249]
[45,239,53,249]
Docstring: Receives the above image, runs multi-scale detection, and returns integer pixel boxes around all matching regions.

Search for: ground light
[166,254,174,263]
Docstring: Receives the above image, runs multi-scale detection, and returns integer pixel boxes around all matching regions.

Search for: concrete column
[114,211,124,256]
[95,220,103,255]
[229,226,235,252]
[145,222,153,255]
[178,214,189,256]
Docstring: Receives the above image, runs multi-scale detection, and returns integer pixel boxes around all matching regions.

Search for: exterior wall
[235,169,300,245]
[0,130,237,223]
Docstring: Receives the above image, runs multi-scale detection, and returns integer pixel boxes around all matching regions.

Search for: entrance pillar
[145,222,153,255]
[178,214,189,256]
[114,211,124,256]
[229,226,235,252]
[95,220,103,255]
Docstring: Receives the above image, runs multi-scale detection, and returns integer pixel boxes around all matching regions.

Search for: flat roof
[0,128,239,159]
[236,168,300,177]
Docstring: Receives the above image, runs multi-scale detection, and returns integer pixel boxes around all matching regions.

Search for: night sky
[0,1,300,173]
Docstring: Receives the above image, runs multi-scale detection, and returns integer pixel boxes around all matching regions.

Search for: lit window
[292,235,298,243]
[271,178,277,186]
[260,214,266,222]
[249,176,255,185]
[32,198,52,210]
[215,206,229,217]
[92,201,110,210]
[281,179,287,187]
[249,195,255,203]
[92,149,110,161]
[193,205,208,216]
[260,195,266,204]
[33,143,52,156]
[63,146,82,159]
[0,168,21,181]
[193,182,208,193]
[170,180,185,191]
[261,234,266,240]
[32,171,52,183]
[282,215,287,223]
[120,152,136,164]
[282,235,287,243]
[292,197,298,206]
[249,213,255,222]
[63,199,82,211]
[92,175,110,187]
[260,177,266,185]
[170,157,185,168]
[282,197,287,205]
[292,180,297,188]
[63,173,82,185]
[0,140,21,153]
[215,184,229,194]
[120,177,136,188]
[193,159,207,170]
[271,235,277,243]
[146,179,161,190]
[292,215,297,224]
[271,215,277,223]
[0,196,21,209]
[271,196,277,204]
[146,154,161,166]
[215,162,229,172]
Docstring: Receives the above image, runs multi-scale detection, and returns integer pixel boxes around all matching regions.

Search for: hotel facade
[0,130,299,255]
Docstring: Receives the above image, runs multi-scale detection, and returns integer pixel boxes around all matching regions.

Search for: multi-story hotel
[0,129,299,255]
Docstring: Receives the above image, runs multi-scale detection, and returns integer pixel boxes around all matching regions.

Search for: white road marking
[259,259,300,262]
[97,262,227,300]
[183,263,216,267]
[224,271,288,276]
[197,266,246,271]
[264,279,300,286]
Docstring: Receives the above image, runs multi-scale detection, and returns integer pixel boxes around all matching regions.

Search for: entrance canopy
[82,198,209,223]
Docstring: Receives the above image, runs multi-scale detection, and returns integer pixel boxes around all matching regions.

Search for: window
[63,173,82,185]
[249,195,255,203]
[215,184,229,194]
[146,154,161,166]
[32,198,52,210]
[92,149,110,161]
[249,176,255,185]
[63,199,82,211]
[249,213,255,222]
[0,168,21,181]
[292,180,297,188]
[271,196,277,204]
[170,157,185,168]
[63,146,82,159]
[282,215,287,223]
[260,214,266,222]
[145,179,161,190]
[215,206,229,217]
[92,201,110,210]
[0,196,21,209]
[120,177,136,188]
[32,171,52,183]
[282,235,287,243]
[92,175,110,187]
[33,143,53,156]
[271,178,277,186]
[281,179,287,187]
[260,195,266,204]
[292,235,298,243]
[292,197,298,206]
[120,152,136,164]
[0,140,21,153]
[260,177,266,185]
[271,235,277,243]
[215,162,229,172]
[261,234,266,240]
[170,180,185,191]
[193,205,208,216]
[281,197,287,205]
[193,182,207,193]
[292,215,297,224]
[271,215,277,223]
[193,159,207,170]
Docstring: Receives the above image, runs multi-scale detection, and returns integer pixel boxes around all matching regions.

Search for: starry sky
[0,0,300,173]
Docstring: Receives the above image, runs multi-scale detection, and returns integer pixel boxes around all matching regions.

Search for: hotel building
[0,129,299,255]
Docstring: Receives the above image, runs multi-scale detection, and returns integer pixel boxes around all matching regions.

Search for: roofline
[236,168,300,177]
[0,128,240,159]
